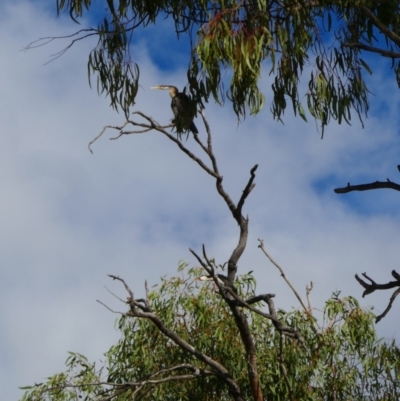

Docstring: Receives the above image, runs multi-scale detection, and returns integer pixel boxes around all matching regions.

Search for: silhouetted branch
[355,270,400,322]
[376,288,400,323]
[361,6,400,47]
[334,180,400,193]
[342,43,400,58]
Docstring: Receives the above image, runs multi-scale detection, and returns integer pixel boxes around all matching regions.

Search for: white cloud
[1,1,400,399]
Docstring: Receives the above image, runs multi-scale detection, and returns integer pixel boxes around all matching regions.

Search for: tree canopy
[18,1,400,400]
[20,265,400,401]
[39,0,400,132]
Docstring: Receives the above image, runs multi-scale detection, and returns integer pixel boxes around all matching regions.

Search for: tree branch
[95,112,264,401]
[258,239,309,315]
[342,42,400,58]
[376,287,400,323]
[334,180,400,194]
[238,294,306,346]
[23,29,98,64]
[41,364,215,401]
[361,6,400,47]
[108,275,246,401]
[355,270,400,322]
[92,112,257,285]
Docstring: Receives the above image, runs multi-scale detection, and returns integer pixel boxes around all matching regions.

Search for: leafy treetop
[20,265,400,401]
[46,0,400,134]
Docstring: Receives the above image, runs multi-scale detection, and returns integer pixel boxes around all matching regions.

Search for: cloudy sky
[1,1,400,399]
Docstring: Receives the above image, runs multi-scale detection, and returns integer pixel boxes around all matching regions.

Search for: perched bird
[151,85,198,135]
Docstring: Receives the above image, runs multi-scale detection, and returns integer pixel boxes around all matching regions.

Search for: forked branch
[355,270,400,322]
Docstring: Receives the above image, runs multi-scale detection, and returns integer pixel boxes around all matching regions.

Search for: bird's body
[151,85,198,135]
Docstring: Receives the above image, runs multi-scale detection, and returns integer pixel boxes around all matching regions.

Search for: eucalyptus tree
[19,2,400,399]
[20,109,400,401]
[28,0,400,132]
[19,267,400,401]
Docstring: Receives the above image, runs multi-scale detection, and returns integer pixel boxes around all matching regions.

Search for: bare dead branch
[355,270,400,322]
[199,108,219,173]
[376,288,400,323]
[334,180,400,193]
[189,247,213,276]
[110,126,155,139]
[88,122,132,153]
[355,271,400,295]
[237,164,258,215]
[226,165,259,283]
[134,298,153,312]
[178,134,262,401]
[108,274,135,300]
[96,300,123,315]
[104,285,127,304]
[191,247,237,297]
[258,239,309,314]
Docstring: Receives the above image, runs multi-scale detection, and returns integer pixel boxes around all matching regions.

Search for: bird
[151,85,198,135]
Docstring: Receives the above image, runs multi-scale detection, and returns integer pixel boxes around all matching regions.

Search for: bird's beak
[151,85,169,90]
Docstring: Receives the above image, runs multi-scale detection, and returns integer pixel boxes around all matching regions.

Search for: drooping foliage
[20,264,400,401]
[48,0,400,132]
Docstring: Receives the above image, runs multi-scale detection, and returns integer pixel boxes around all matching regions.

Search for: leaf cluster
[53,0,400,132]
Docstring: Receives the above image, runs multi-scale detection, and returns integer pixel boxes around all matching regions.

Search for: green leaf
[360,58,373,75]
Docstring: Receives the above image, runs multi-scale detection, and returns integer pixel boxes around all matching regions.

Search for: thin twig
[104,285,126,303]
[96,300,123,315]
[88,122,130,153]
[258,239,309,314]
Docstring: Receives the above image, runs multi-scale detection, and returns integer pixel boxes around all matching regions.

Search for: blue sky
[1,1,400,400]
